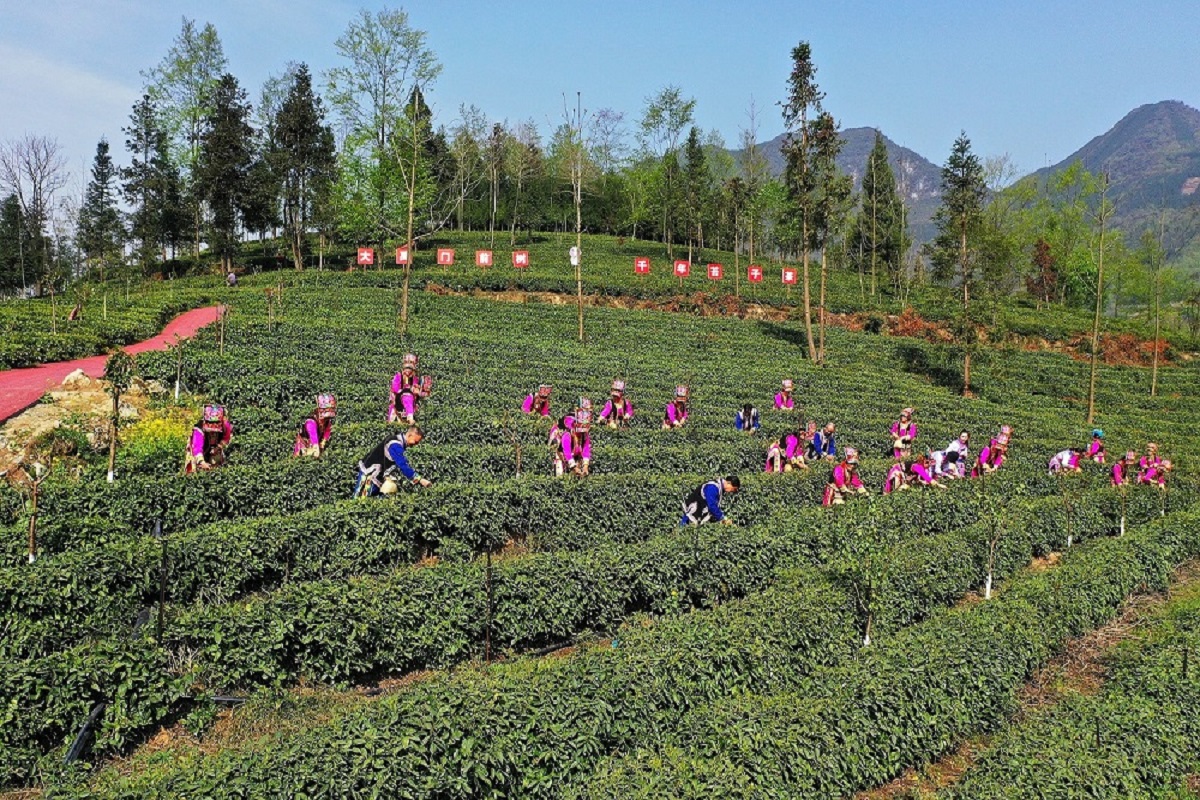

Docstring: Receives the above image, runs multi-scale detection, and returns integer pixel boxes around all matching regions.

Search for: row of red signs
[357,247,797,284]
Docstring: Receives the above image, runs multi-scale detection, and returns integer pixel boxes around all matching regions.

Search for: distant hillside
[1027,100,1200,256]
[739,127,943,243]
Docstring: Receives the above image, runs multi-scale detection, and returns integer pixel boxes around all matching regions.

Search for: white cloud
[0,42,140,178]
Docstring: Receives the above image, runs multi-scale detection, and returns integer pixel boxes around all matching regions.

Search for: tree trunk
[1086,178,1109,425]
[802,223,816,362]
[818,246,828,364]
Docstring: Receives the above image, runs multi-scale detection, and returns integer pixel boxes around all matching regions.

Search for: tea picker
[354,426,431,497]
[388,353,432,424]
[293,393,337,458]
[662,385,690,429]
[522,384,553,417]
[734,403,761,433]
[774,379,795,411]
[681,475,741,525]
[562,408,594,476]
[1086,429,1106,464]
[185,404,232,473]
[822,447,868,506]
[599,379,634,428]
[890,407,917,458]
[1048,447,1083,474]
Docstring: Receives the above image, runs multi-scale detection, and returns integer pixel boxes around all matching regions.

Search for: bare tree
[0,135,68,295]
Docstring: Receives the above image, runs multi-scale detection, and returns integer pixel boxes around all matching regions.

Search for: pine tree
[76,138,125,279]
[122,95,168,271]
[269,64,336,270]
[682,126,711,264]
[0,194,32,295]
[927,131,986,394]
[851,131,910,296]
[195,73,254,274]
[781,41,825,362]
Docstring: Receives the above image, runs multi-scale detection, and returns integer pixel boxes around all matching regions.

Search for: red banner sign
[357,248,374,265]
[395,246,410,265]
[512,250,530,268]
[707,263,723,280]
[748,264,763,283]
[634,257,650,275]
[674,260,690,277]
[782,267,798,285]
[475,250,493,268]
[437,248,455,266]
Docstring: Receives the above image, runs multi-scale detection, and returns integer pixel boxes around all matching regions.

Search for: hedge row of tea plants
[941,582,1200,799]
[47,495,1197,797]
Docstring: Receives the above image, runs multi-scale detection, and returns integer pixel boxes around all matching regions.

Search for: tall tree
[0,194,34,296]
[142,17,227,256]
[484,122,506,248]
[121,96,186,270]
[1086,175,1114,424]
[808,111,851,364]
[682,126,711,263]
[738,97,772,266]
[325,6,440,255]
[0,134,67,295]
[506,119,543,246]
[448,105,486,231]
[194,73,255,274]
[638,86,694,257]
[851,131,909,297]
[76,138,124,279]
[780,41,824,362]
[270,64,336,270]
[927,131,987,395]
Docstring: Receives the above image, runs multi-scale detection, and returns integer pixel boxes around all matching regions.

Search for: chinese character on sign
[395,246,410,265]
[437,248,455,265]
[476,250,493,268]
[634,257,650,275]
[782,267,797,285]
[707,263,723,280]
[748,265,763,283]
[357,248,374,265]
[674,260,690,277]
[512,251,530,268]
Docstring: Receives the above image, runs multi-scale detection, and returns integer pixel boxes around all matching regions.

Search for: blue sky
[2,0,1197,193]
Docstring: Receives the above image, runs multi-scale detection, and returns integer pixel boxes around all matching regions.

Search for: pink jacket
[600,398,634,422]
[522,394,551,416]
[191,421,232,457]
[562,430,591,464]
[774,392,794,410]
[665,401,688,426]
[293,418,331,455]
[883,462,906,494]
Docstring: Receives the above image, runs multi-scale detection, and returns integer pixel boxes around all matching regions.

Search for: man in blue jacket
[807,422,837,461]
[681,475,741,525]
[354,426,432,497]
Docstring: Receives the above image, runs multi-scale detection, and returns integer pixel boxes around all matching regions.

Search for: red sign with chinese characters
[707,263,723,280]
[512,250,530,268]
[748,264,763,283]
[395,246,410,265]
[674,260,690,277]
[475,250,493,268]
[634,257,650,275]
[357,248,374,265]
[782,267,798,285]
[437,248,455,266]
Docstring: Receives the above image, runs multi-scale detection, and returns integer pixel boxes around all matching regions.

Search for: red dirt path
[0,305,224,423]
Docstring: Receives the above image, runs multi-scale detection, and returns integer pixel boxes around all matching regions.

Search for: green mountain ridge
[744,100,1200,254]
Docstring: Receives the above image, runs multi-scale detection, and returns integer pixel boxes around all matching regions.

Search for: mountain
[739,127,944,243]
[1027,100,1200,255]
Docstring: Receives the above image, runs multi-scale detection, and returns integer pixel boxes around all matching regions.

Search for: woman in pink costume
[823,447,867,506]
[662,385,689,429]
[388,353,431,424]
[186,404,233,473]
[522,384,553,416]
[293,393,337,457]
[774,379,795,411]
